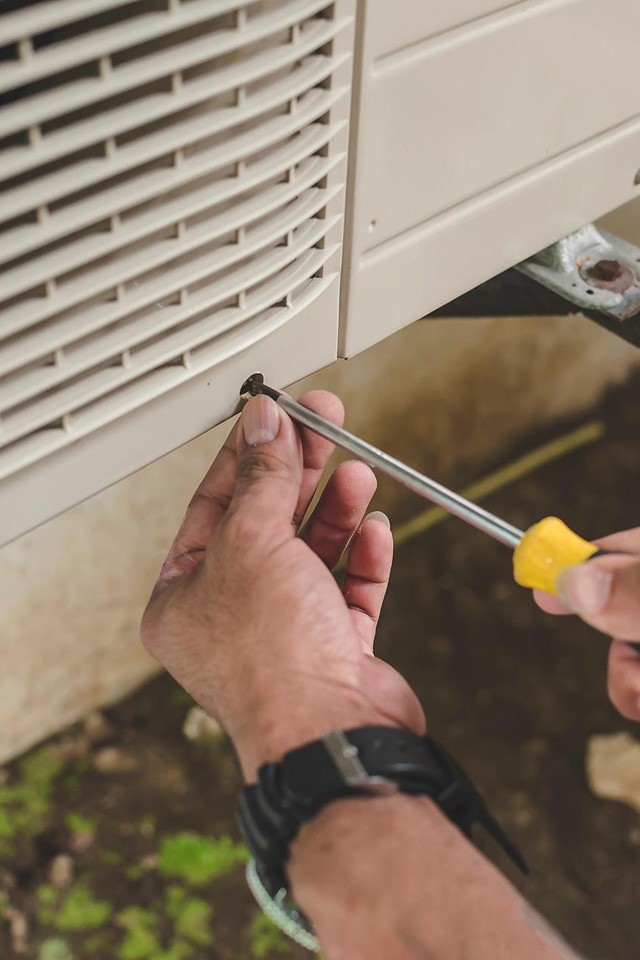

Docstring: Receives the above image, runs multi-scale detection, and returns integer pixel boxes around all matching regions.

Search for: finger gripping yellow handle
[513,517,598,596]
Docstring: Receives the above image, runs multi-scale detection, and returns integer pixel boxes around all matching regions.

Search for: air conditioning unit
[2,0,640,546]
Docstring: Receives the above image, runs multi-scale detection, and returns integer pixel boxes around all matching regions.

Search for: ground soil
[1,372,640,959]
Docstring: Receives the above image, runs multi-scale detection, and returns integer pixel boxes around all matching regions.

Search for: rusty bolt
[586,259,624,282]
[581,258,636,294]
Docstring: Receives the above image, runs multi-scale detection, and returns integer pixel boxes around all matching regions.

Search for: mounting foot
[517,225,640,347]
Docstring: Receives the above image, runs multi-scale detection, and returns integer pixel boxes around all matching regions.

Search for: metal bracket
[517,225,640,345]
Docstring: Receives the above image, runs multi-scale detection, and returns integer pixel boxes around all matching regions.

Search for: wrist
[289,794,442,959]
[289,796,577,960]
[236,689,398,781]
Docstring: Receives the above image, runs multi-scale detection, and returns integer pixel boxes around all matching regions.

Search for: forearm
[289,794,583,960]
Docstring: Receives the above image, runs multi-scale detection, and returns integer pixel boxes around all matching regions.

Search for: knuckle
[235,447,288,488]
[140,606,160,659]
[189,489,231,514]
[220,508,261,548]
[139,581,179,660]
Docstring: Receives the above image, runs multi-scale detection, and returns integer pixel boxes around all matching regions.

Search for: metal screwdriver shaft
[241,374,523,550]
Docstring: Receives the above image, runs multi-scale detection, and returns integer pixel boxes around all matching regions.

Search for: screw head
[587,259,624,282]
[239,372,264,399]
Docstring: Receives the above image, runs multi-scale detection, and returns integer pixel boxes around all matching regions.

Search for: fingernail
[365,511,391,529]
[242,395,280,445]
[556,564,612,615]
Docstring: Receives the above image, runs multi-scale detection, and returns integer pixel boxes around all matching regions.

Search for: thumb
[227,394,302,532]
[556,555,640,642]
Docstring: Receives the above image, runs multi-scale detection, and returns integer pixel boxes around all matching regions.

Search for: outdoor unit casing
[1,0,640,545]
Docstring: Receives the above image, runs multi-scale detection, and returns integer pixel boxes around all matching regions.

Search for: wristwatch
[238,726,526,950]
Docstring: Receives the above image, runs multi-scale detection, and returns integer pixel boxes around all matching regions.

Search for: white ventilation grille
[0,0,349,482]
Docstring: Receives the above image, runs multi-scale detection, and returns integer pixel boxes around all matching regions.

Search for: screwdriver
[239,373,626,601]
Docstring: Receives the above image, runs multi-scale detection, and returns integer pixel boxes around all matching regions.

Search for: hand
[534,526,640,721]
[141,390,425,779]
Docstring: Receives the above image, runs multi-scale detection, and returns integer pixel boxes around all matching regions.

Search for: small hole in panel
[586,289,594,295]
[368,219,377,234]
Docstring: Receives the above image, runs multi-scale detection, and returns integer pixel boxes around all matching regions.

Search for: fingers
[293,390,345,528]
[608,640,640,721]
[555,554,640,642]
[532,589,572,616]
[533,526,640,620]
[234,390,344,535]
[228,390,348,541]
[158,422,241,583]
[342,512,394,650]
[159,390,344,583]
[595,525,640,554]
[225,394,303,538]
[302,461,377,569]
[533,535,640,723]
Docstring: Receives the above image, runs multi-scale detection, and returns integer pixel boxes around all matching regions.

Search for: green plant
[42,880,112,932]
[117,906,195,960]
[250,912,291,958]
[38,939,73,960]
[137,815,157,837]
[158,833,248,886]
[165,886,213,946]
[65,812,97,836]
[0,748,63,855]
[117,907,160,960]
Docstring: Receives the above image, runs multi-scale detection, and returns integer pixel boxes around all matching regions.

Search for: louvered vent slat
[0,238,337,448]
[1,153,340,341]
[0,187,341,383]
[1,114,344,290]
[0,75,345,267]
[1,0,143,46]
[0,1,275,98]
[0,144,339,320]
[0,0,332,139]
[1,16,342,183]
[0,188,341,411]
[0,0,350,490]
[0,250,336,481]
[0,266,330,484]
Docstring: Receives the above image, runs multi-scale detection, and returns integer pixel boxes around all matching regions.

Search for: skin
[535,531,640,721]
[142,391,424,780]
[142,389,636,959]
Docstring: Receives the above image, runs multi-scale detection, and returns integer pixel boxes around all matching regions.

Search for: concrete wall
[1,307,638,765]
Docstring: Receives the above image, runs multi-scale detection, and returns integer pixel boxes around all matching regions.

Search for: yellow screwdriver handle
[512,516,599,596]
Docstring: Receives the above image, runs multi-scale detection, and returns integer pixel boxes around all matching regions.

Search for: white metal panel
[0,0,356,544]
[366,0,521,58]
[366,0,640,249]
[341,0,640,355]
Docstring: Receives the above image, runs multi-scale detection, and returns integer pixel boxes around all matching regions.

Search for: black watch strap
[238,727,527,903]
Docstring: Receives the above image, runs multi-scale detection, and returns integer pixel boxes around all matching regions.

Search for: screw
[239,372,264,399]
[586,259,624,282]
